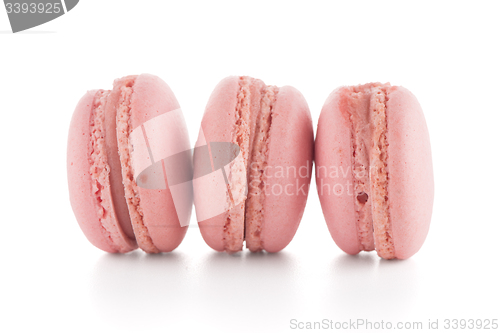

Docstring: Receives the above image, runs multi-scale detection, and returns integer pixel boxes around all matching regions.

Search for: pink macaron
[315,83,434,259]
[193,76,314,253]
[67,74,192,253]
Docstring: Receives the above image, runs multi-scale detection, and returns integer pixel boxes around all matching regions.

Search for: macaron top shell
[259,85,314,252]
[385,87,433,259]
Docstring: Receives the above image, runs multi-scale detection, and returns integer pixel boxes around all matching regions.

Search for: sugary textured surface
[316,83,433,259]
[195,76,314,252]
[68,74,190,253]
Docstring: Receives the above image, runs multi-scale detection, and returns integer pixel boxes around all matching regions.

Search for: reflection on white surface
[326,253,419,319]
[196,251,301,327]
[90,252,191,329]
[90,250,422,331]
[90,251,302,331]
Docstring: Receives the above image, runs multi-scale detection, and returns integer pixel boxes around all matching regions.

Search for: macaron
[67,74,192,253]
[194,76,314,253]
[315,83,433,259]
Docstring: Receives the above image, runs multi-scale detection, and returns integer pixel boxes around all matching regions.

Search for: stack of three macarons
[67,74,433,259]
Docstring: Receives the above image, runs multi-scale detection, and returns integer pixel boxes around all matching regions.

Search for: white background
[1,1,499,332]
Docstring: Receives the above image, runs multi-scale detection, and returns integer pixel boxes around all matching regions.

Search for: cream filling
[347,84,395,258]
[223,77,251,252]
[89,90,119,251]
[369,88,395,259]
[224,77,277,252]
[116,79,159,253]
[349,88,375,251]
[245,85,278,252]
